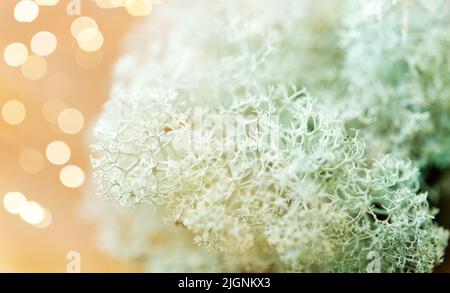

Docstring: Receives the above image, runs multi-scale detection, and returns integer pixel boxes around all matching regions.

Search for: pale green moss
[339,0,450,168]
[90,0,449,272]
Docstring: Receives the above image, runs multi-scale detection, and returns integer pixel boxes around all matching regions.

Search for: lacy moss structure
[338,0,450,167]
[89,0,449,272]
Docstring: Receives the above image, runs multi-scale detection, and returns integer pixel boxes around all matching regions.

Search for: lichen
[89,0,449,272]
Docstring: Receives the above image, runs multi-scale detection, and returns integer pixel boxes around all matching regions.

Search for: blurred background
[0,0,154,272]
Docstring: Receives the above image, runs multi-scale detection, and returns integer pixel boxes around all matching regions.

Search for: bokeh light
[59,165,85,188]
[57,108,84,134]
[35,0,60,6]
[2,100,26,125]
[14,0,40,23]
[21,55,48,80]
[46,141,71,165]
[125,0,153,16]
[3,43,28,67]
[31,31,58,57]
[4,191,52,229]
[71,16,98,39]
[19,201,45,225]
[93,0,164,11]
[77,28,104,52]
[33,208,52,229]
[3,192,27,215]
[94,0,124,9]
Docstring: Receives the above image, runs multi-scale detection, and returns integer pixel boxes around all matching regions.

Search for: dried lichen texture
[111,0,343,107]
[91,0,448,272]
[82,193,274,272]
[339,0,450,167]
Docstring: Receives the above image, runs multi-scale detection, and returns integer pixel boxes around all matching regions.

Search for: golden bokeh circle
[21,55,48,80]
[2,100,26,125]
[57,108,85,134]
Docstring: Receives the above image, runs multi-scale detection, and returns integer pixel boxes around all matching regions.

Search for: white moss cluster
[338,0,450,167]
[82,195,259,272]
[89,0,449,272]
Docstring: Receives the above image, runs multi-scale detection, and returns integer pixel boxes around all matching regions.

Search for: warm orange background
[0,0,143,272]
